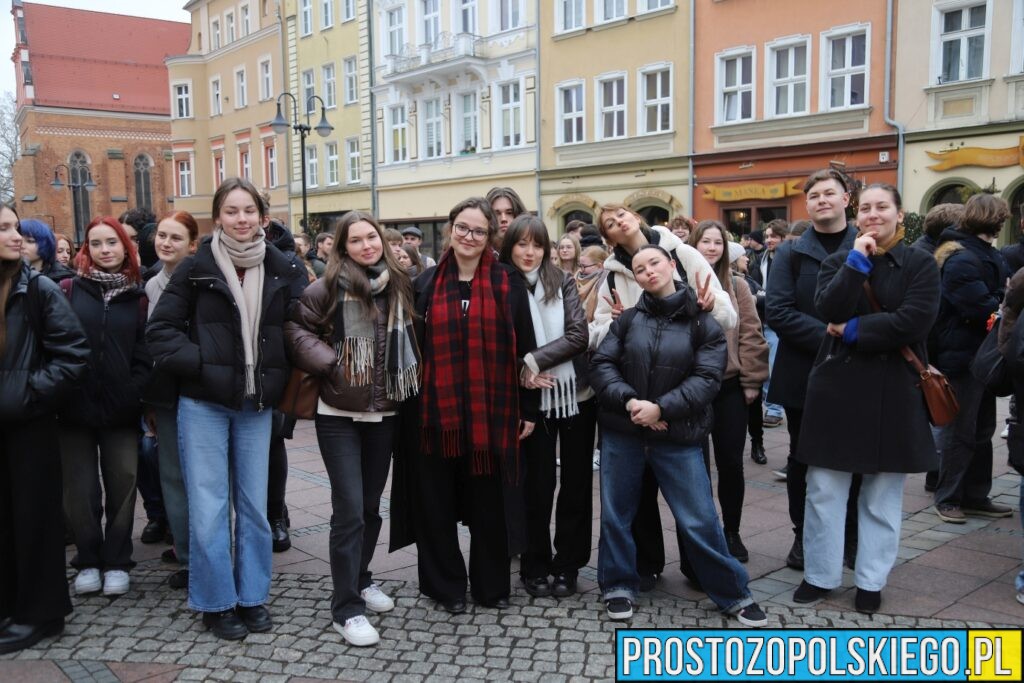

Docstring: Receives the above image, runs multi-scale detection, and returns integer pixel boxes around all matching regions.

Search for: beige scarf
[211,227,266,397]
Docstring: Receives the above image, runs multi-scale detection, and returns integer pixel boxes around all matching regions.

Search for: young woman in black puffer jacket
[590,244,766,627]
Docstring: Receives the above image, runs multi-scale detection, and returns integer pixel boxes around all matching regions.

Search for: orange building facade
[691,0,899,234]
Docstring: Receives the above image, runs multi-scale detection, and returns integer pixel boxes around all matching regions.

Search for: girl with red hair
[60,216,151,599]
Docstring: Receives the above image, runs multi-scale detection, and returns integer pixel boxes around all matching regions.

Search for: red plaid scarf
[420,247,520,480]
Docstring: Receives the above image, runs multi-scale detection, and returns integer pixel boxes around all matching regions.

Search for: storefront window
[563,209,593,231]
[636,205,669,227]
[931,184,968,207]
[724,206,789,236]
[386,219,447,260]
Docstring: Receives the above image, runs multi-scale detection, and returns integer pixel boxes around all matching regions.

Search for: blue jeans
[178,397,273,612]
[598,429,753,613]
[762,326,784,418]
[804,467,905,592]
[137,417,165,523]
[155,407,189,564]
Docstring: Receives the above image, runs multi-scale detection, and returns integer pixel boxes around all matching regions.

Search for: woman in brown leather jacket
[284,211,420,647]
[499,215,591,598]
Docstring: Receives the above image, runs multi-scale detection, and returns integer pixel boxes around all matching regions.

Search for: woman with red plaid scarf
[391,196,539,615]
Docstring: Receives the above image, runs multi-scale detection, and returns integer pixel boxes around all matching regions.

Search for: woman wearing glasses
[392,197,538,614]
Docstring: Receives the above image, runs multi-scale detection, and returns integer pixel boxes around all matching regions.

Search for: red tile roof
[21,2,191,115]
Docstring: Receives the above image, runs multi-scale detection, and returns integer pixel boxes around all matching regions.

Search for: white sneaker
[1001,424,1010,438]
[102,570,130,596]
[334,615,380,646]
[360,583,394,613]
[74,568,101,594]
[592,449,601,471]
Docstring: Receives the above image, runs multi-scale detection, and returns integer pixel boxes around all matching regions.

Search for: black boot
[0,619,64,655]
[270,519,291,552]
[786,535,804,570]
[750,439,767,465]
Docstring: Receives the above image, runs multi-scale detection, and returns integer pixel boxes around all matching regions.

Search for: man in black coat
[765,169,859,570]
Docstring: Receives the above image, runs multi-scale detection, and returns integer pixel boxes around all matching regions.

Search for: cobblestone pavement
[3,402,1022,681]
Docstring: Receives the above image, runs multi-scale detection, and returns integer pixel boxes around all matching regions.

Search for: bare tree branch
[0,93,19,204]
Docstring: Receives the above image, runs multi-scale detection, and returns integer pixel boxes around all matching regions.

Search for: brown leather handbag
[278,367,319,420]
[862,281,959,426]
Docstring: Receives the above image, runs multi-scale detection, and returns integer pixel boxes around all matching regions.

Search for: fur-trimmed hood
[934,240,964,269]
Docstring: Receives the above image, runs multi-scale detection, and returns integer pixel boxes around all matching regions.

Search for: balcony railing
[385,32,482,76]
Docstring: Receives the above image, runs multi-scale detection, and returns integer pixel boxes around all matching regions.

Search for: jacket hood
[934,240,964,269]
[635,282,699,320]
[266,221,296,254]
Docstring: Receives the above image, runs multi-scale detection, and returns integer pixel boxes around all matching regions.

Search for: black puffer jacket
[0,264,90,420]
[146,238,307,410]
[59,276,151,428]
[590,284,726,445]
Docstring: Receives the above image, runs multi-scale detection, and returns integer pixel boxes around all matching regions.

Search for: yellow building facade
[895,0,1024,238]
[167,0,290,231]
[538,1,690,235]
[281,0,373,233]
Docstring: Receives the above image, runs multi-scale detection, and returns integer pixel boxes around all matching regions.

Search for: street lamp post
[270,92,333,232]
[50,163,96,242]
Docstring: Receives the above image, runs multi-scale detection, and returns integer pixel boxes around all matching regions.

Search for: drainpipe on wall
[535,0,543,229]
[687,0,695,216]
[368,0,379,216]
[884,0,905,194]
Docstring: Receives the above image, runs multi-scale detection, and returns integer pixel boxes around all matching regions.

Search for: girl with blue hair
[19,219,74,281]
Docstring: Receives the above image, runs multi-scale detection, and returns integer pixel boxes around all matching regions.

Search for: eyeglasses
[579,262,600,272]
[453,223,489,241]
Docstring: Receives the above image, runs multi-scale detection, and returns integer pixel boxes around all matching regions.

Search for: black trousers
[0,415,72,623]
[315,414,394,623]
[521,398,597,580]
[414,451,510,604]
[747,387,764,444]
[267,411,295,522]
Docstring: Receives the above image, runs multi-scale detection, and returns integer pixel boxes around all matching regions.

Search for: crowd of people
[1,168,1021,654]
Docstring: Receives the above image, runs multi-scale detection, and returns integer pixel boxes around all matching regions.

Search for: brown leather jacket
[523,273,589,390]
[284,278,400,414]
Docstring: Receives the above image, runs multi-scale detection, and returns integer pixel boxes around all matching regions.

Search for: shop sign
[926,136,1024,171]
[701,179,803,202]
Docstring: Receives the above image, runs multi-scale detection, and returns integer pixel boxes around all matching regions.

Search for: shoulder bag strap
[861,280,928,375]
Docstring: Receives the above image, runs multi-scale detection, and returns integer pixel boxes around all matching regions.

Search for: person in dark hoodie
[914,203,964,257]
[0,203,89,654]
[119,208,158,269]
[932,194,1013,523]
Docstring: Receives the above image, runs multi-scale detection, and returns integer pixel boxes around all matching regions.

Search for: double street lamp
[50,163,96,242]
[270,92,333,231]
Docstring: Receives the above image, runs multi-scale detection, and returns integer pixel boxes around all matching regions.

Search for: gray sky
[2,0,191,97]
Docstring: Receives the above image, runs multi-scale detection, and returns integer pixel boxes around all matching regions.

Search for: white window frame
[596,0,625,24]
[326,141,339,185]
[234,67,247,108]
[343,0,355,23]
[346,137,361,183]
[322,63,336,108]
[638,0,673,14]
[556,80,585,145]
[458,0,478,34]
[421,97,444,159]
[211,18,221,50]
[556,0,585,34]
[265,143,278,187]
[765,35,810,119]
[638,64,672,135]
[931,0,992,84]
[388,104,409,163]
[495,80,524,148]
[172,81,192,119]
[240,2,251,36]
[302,69,316,114]
[421,0,440,47]
[258,57,272,101]
[239,147,251,180]
[225,10,236,43]
[300,0,313,36]
[210,76,223,116]
[458,91,479,152]
[177,159,192,197]
[820,23,870,112]
[386,7,406,56]
[343,57,358,104]
[321,0,334,29]
[595,72,627,140]
[213,153,225,186]
[306,145,319,187]
[715,46,755,124]
[497,0,524,32]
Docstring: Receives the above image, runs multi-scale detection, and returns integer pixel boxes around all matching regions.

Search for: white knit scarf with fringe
[524,268,578,418]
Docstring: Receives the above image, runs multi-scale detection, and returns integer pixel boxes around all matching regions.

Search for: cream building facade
[538,0,690,234]
[167,0,289,231]
[895,0,1024,238]
[371,0,539,254]
[281,0,373,233]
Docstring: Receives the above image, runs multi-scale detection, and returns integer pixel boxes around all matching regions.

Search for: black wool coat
[796,243,940,474]
[146,238,307,411]
[765,226,857,409]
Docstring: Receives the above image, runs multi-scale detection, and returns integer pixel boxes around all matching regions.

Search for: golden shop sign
[926,136,1024,171]
[701,180,803,202]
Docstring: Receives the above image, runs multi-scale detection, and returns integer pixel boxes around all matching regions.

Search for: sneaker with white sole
[334,615,380,646]
[605,597,633,620]
[360,583,394,613]
[736,603,768,627]
[74,568,101,595]
[102,570,130,596]
[1001,424,1010,439]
